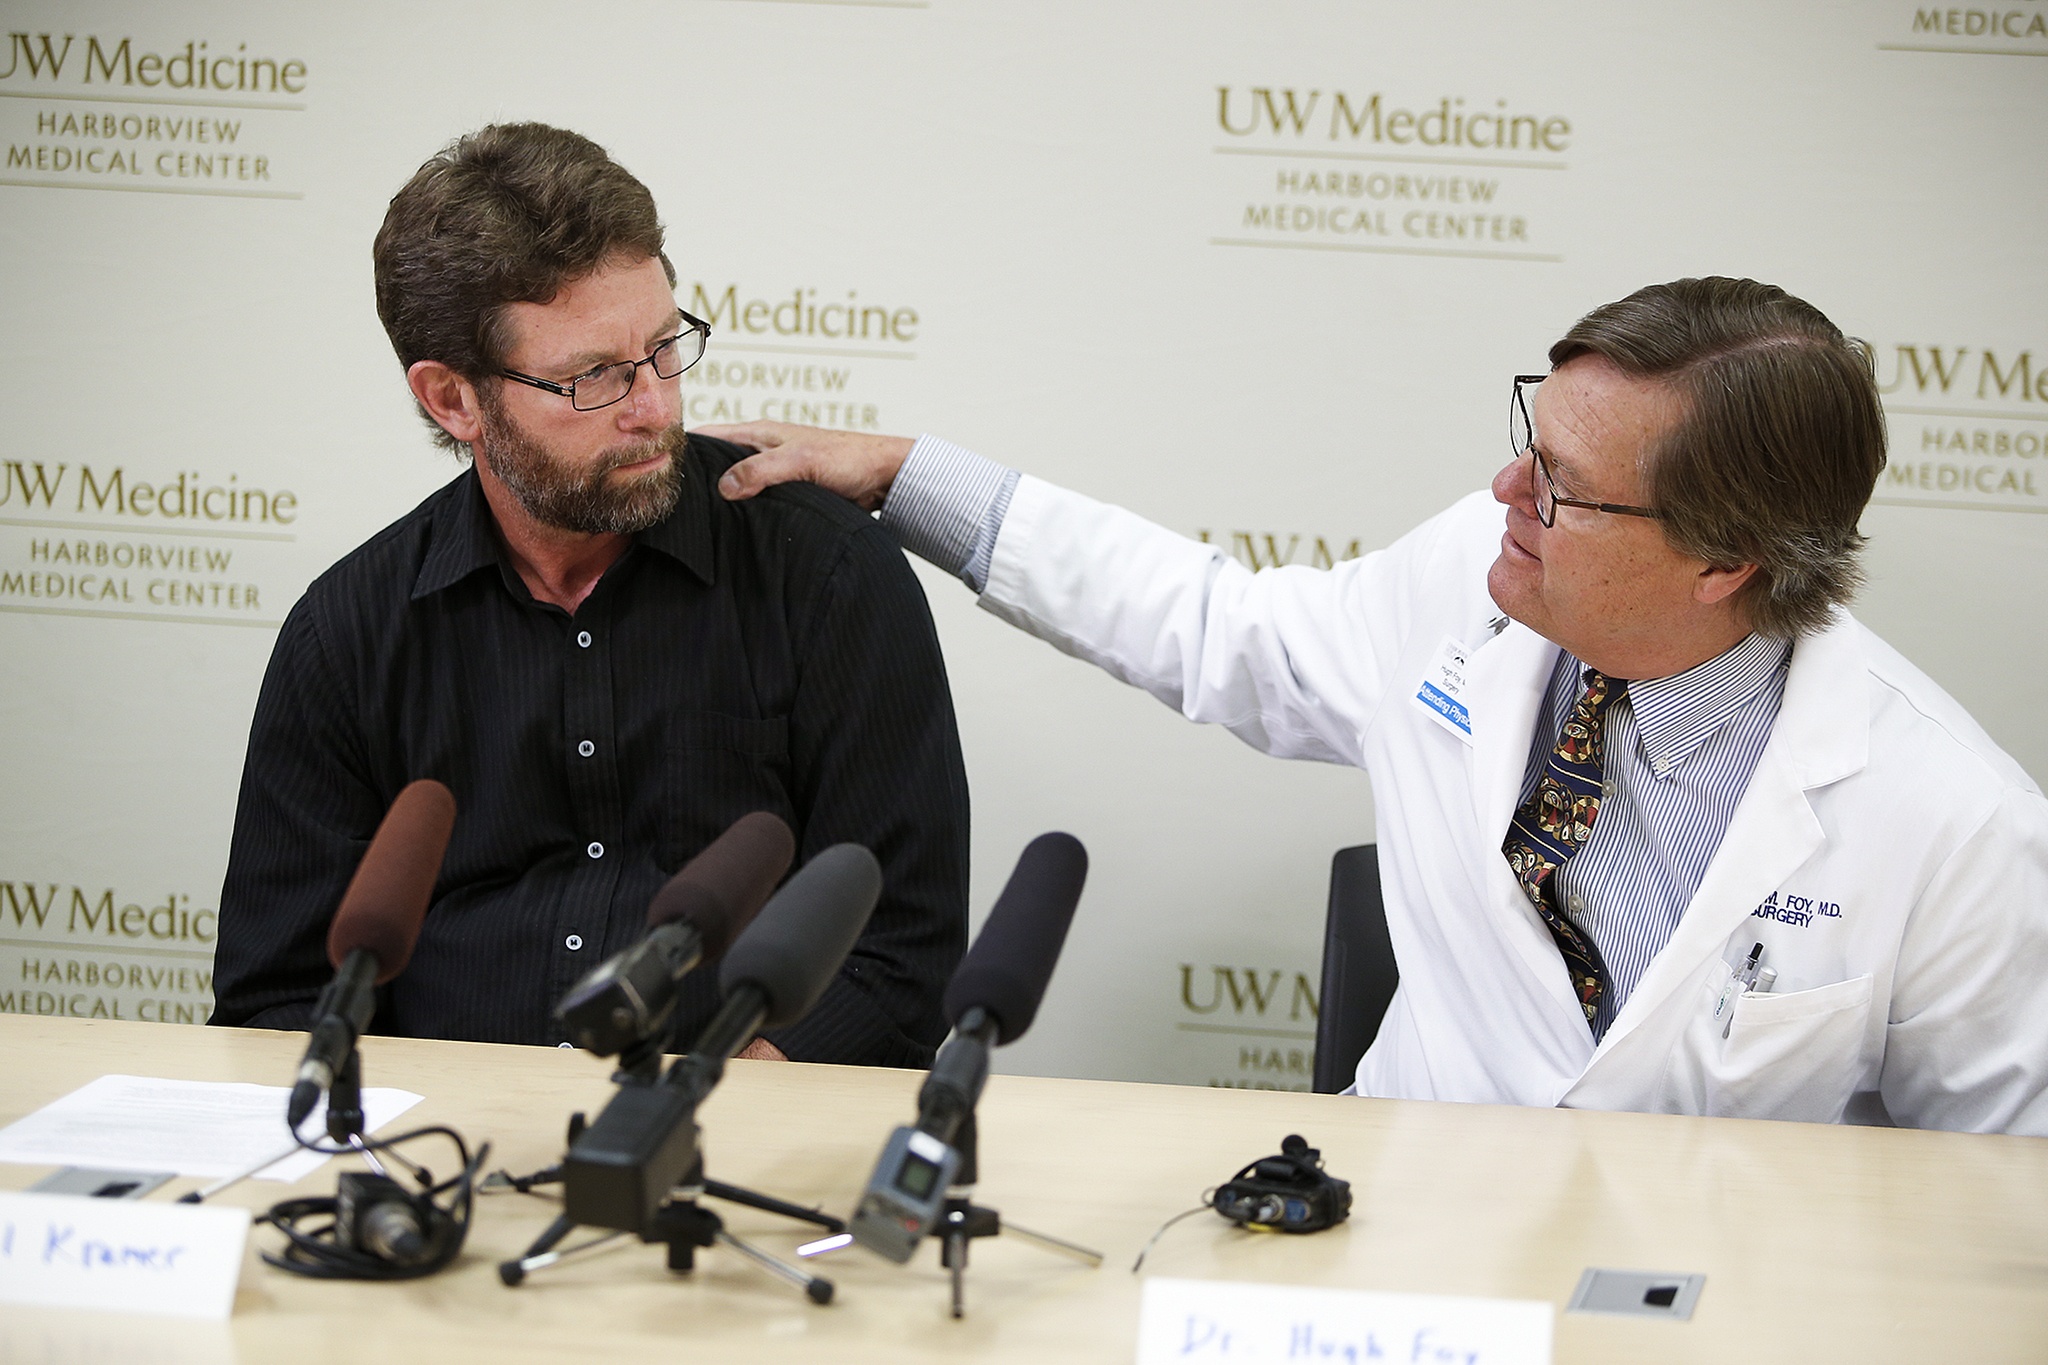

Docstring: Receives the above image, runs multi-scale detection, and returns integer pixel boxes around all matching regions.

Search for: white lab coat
[980,477,2048,1134]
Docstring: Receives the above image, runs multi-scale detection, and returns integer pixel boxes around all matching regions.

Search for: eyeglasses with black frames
[499,309,712,412]
[1509,373,1661,528]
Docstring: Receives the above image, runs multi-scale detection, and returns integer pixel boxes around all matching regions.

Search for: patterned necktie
[1502,669,1627,1027]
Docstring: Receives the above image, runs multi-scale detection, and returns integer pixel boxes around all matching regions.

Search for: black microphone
[562,843,883,1233]
[555,811,796,1058]
[286,780,456,1134]
[689,841,885,1070]
[851,833,1087,1262]
[941,831,1089,1047]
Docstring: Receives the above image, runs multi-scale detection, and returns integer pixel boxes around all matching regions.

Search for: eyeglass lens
[571,330,708,410]
[1510,379,1555,526]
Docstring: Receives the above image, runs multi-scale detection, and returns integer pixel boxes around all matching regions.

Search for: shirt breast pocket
[1662,963,1875,1123]
[661,712,794,868]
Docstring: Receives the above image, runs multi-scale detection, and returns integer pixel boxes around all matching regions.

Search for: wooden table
[2,1016,2045,1362]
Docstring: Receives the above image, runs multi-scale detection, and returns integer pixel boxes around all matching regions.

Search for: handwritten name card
[1138,1277,1551,1365]
[0,1190,249,1320]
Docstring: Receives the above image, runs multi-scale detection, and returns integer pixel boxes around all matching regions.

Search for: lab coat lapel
[1461,623,1590,1023]
[1586,618,1872,1058]
[1464,622,1555,849]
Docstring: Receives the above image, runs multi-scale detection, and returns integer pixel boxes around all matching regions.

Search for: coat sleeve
[978,477,1490,767]
[758,519,970,1067]
[1880,785,2048,1135]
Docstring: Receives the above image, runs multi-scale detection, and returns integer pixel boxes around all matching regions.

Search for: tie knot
[1581,669,1626,711]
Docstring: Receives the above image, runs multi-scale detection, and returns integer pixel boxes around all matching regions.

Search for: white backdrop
[2,0,2042,1089]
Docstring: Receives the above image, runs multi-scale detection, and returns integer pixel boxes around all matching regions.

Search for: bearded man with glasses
[211,123,969,1066]
[703,277,2048,1134]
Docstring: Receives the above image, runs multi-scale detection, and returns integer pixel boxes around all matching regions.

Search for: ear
[1694,560,1758,608]
[407,360,485,447]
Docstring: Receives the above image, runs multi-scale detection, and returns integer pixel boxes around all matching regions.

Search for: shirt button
[565,934,584,951]
[576,630,592,648]
[577,739,595,758]
[1569,894,1585,914]
[587,841,605,859]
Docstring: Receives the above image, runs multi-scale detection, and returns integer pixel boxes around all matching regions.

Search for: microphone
[555,811,796,1058]
[941,831,1089,1046]
[851,833,1086,1263]
[286,780,456,1134]
[562,843,883,1233]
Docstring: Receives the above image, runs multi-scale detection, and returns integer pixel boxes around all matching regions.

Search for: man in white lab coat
[701,277,2048,1135]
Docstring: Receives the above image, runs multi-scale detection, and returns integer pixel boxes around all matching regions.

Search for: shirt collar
[1623,632,1792,778]
[410,445,717,603]
[635,442,716,585]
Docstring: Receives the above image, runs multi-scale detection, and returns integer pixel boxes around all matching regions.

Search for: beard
[477,393,686,536]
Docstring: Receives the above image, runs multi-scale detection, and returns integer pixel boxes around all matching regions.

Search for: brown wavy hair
[373,122,673,451]
[1550,277,1887,638]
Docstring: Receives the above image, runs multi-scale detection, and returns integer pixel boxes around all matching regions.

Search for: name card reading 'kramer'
[0,1190,250,1320]
[1137,1277,1552,1365]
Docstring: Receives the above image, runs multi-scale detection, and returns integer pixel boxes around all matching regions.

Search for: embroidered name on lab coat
[1751,890,1844,928]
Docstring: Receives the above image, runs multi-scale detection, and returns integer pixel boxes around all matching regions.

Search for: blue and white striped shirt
[881,435,1791,1041]
[882,436,1020,593]
[1529,637,1790,1038]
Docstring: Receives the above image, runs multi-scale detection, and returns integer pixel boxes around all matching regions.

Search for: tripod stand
[498,1151,841,1302]
[826,1110,1101,1317]
[931,1191,1102,1318]
[495,1039,843,1302]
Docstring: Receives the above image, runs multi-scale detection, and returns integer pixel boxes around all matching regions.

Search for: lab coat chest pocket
[1661,962,1874,1123]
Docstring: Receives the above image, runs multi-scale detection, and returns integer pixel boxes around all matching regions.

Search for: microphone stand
[322,1043,428,1186]
[931,1109,1103,1320]
[326,1046,367,1144]
[497,1016,844,1302]
[825,1008,1101,1318]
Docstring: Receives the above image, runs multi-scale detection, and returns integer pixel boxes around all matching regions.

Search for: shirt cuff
[881,434,1020,592]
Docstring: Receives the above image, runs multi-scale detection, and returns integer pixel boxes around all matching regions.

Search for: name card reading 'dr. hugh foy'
[1138,1277,1551,1365]
[0,1190,249,1321]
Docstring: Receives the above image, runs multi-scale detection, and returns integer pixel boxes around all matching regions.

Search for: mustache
[594,423,688,477]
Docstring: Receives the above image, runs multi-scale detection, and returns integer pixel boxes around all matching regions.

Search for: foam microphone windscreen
[327,779,457,982]
[646,811,796,960]
[943,832,1088,1045]
[719,843,882,1030]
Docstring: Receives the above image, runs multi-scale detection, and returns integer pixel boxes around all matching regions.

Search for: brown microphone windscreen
[326,779,457,981]
[647,810,797,959]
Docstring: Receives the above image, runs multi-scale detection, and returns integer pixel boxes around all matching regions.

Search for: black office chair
[1312,844,1399,1094]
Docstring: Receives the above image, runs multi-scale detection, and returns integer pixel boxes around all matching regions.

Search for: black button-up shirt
[211,436,968,1066]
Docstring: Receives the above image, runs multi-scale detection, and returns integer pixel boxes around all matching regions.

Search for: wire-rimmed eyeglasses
[1510,373,1661,528]
[500,309,712,412]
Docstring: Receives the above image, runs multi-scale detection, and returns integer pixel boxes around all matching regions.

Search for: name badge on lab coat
[1412,637,1474,744]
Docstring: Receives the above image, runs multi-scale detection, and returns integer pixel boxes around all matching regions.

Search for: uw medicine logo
[1178,963,1321,1092]
[1208,83,1574,264]
[1196,528,1364,572]
[1873,340,2048,513]
[0,458,296,626]
[1,877,217,1025]
[0,30,309,200]
[679,280,922,434]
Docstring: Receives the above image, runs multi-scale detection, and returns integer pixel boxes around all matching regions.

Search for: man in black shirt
[210,123,969,1066]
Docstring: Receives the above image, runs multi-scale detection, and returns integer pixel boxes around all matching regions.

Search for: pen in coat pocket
[1723,955,1774,1039]
[1714,941,1765,1021]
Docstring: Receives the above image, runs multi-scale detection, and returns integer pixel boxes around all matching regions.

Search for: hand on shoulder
[698,420,914,512]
